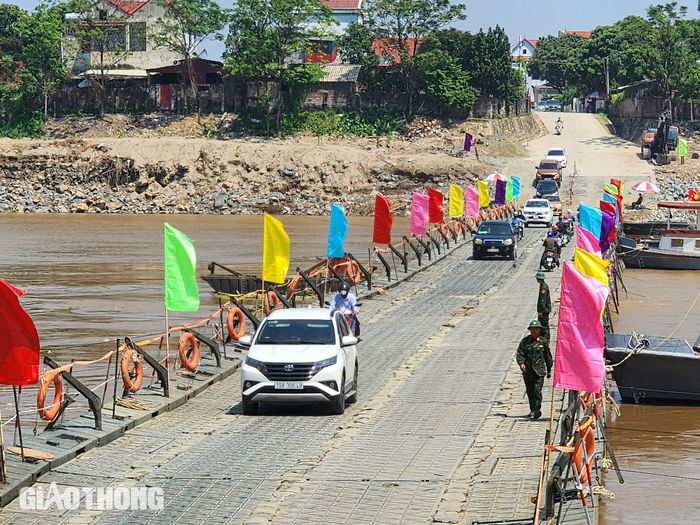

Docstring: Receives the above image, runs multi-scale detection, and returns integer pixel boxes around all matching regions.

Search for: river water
[601,269,700,524]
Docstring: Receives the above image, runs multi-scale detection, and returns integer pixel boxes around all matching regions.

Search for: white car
[546,147,567,168]
[240,308,358,415]
[522,199,554,227]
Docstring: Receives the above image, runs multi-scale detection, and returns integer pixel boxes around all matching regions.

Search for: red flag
[689,188,700,202]
[610,179,622,193]
[615,193,623,220]
[372,193,392,244]
[0,279,40,385]
[427,188,444,224]
[600,200,616,218]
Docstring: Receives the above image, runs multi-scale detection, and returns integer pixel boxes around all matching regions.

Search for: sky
[4,0,699,59]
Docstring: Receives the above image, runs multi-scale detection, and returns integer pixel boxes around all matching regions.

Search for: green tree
[529,34,588,92]
[22,3,66,116]
[154,0,228,116]
[225,0,333,134]
[417,49,475,112]
[646,2,694,114]
[361,0,466,117]
[581,16,654,93]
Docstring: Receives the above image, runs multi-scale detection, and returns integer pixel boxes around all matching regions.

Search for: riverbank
[0,114,544,215]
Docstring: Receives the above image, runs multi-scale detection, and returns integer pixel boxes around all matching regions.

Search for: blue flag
[512,176,521,197]
[327,203,348,258]
[578,203,603,238]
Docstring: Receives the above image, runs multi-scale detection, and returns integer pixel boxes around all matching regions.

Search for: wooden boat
[201,262,262,295]
[606,333,700,404]
[618,201,700,270]
[622,220,689,238]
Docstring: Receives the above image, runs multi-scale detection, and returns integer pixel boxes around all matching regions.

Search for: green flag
[506,179,514,201]
[679,137,688,157]
[164,223,199,312]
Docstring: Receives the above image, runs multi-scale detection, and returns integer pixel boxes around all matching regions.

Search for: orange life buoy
[346,260,362,285]
[37,370,64,421]
[454,221,464,238]
[121,347,144,392]
[263,290,280,315]
[227,306,246,341]
[178,332,200,372]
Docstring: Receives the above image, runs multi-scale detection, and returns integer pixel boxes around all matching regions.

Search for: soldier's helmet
[528,320,544,329]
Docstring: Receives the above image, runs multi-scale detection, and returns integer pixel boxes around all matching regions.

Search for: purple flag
[600,211,615,252]
[409,192,429,236]
[465,186,479,216]
[463,132,473,152]
[495,180,506,205]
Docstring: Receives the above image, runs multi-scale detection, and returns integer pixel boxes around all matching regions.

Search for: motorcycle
[554,121,563,135]
[541,250,558,272]
[337,307,361,337]
[511,220,524,241]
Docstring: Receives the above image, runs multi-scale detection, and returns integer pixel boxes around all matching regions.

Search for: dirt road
[491,111,653,206]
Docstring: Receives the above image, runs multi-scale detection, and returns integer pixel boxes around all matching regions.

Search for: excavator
[641,112,678,164]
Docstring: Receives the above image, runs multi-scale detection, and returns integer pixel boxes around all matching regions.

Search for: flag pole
[165,307,171,396]
[0,406,7,483]
[12,387,24,462]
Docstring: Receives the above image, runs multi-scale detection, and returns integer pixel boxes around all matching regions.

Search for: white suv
[522,199,554,227]
[240,308,358,415]
[546,147,567,168]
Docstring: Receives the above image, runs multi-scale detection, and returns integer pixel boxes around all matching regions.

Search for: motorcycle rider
[555,116,563,132]
[330,281,360,336]
[540,231,560,269]
[511,213,524,238]
[555,217,570,241]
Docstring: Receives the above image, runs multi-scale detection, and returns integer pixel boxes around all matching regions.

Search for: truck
[641,114,678,164]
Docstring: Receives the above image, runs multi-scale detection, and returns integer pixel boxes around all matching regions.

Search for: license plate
[487,248,499,253]
[274,381,304,390]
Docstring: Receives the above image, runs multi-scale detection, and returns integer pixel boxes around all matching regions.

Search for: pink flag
[554,261,610,393]
[575,225,601,257]
[409,192,429,236]
[464,186,479,216]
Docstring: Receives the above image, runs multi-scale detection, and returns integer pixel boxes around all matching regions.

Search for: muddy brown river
[1,215,698,522]
[601,269,700,524]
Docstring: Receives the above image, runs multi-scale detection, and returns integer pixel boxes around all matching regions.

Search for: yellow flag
[449,184,464,217]
[262,212,290,284]
[478,180,489,208]
[574,247,610,285]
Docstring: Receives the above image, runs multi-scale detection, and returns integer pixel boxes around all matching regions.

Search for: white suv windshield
[526,201,548,208]
[257,319,335,345]
[548,150,564,156]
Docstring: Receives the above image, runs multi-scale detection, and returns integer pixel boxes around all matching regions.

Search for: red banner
[689,188,700,202]
[427,188,444,224]
[372,193,393,244]
[0,279,40,385]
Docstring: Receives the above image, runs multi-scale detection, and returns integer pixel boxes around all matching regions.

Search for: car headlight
[245,356,267,372]
[313,356,337,370]
[474,238,483,245]
[503,239,513,246]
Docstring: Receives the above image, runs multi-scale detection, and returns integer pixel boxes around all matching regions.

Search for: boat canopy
[657,201,700,210]
[657,201,700,229]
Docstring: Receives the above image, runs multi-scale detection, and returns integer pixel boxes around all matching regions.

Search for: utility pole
[603,57,610,113]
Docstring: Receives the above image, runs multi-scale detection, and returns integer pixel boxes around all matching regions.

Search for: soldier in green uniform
[536,271,551,339]
[516,320,553,420]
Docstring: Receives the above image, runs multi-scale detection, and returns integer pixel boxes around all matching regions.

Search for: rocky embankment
[0,114,544,215]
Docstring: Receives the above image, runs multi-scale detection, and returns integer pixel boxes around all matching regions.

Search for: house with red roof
[63,0,180,79]
[305,0,362,64]
[558,30,592,39]
[511,36,538,64]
